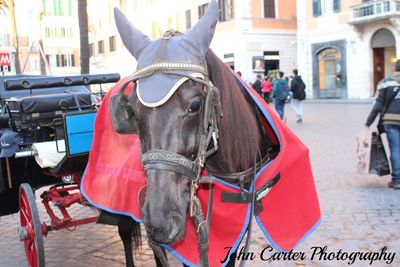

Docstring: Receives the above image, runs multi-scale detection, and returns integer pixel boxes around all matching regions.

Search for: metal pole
[5,158,12,189]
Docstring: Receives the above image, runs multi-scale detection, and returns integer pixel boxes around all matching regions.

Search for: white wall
[212,30,297,84]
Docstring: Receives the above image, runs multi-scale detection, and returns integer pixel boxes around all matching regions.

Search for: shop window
[318,48,342,89]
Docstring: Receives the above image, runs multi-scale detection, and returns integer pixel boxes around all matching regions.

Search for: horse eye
[189,100,201,113]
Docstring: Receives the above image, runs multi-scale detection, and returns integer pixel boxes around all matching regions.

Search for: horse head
[112,1,220,244]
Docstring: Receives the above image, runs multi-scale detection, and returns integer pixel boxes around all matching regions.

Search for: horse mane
[206,50,267,173]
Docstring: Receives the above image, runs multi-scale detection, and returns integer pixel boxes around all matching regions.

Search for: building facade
[88,0,298,83]
[0,1,40,74]
[298,0,400,99]
[41,0,80,75]
[0,0,81,75]
[211,0,297,84]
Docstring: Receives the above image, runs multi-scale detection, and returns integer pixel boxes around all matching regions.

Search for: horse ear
[114,8,151,59]
[181,0,219,60]
[110,93,139,134]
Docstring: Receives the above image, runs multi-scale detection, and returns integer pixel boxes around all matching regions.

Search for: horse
[109,50,277,266]
[107,1,280,266]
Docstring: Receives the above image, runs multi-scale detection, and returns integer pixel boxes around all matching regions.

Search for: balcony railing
[350,0,400,24]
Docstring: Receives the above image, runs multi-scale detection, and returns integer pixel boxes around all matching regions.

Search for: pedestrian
[261,77,272,103]
[290,69,306,123]
[252,74,263,96]
[365,59,400,189]
[273,71,289,120]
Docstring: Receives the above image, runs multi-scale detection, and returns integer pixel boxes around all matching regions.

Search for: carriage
[0,73,119,267]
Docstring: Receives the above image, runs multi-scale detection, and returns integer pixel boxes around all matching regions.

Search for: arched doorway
[371,28,396,94]
[317,48,344,98]
[312,40,347,99]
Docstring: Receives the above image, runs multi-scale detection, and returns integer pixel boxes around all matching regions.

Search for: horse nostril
[166,214,182,240]
[168,221,180,241]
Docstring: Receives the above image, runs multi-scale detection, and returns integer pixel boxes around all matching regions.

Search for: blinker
[109,82,139,134]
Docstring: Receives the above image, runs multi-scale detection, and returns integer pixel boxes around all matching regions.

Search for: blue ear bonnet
[135,36,206,107]
[114,0,219,107]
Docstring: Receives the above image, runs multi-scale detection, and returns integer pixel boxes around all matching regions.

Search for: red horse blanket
[81,74,321,267]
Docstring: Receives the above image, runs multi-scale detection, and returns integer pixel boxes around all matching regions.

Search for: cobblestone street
[1,102,399,267]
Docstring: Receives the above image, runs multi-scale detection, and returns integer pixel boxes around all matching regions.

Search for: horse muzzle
[143,211,185,244]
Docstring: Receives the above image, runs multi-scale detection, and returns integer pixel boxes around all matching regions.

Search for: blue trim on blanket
[255,216,322,252]
[80,167,143,223]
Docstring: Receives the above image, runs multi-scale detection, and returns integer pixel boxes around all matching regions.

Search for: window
[89,43,95,57]
[264,0,275,18]
[109,36,116,52]
[219,0,234,21]
[46,54,60,68]
[185,10,191,30]
[45,0,54,16]
[29,58,40,73]
[313,0,322,17]
[68,0,72,16]
[198,3,208,19]
[313,0,334,16]
[56,54,75,67]
[60,54,65,66]
[61,54,75,67]
[264,51,280,74]
[60,0,71,16]
[54,0,60,16]
[98,40,104,54]
[318,48,342,89]
[333,0,340,12]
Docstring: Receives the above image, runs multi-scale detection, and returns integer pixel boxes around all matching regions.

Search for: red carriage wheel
[18,183,45,267]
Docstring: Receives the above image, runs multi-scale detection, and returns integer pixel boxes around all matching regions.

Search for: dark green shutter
[333,0,340,12]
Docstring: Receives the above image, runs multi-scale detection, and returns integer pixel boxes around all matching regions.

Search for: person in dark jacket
[273,71,288,120]
[366,59,400,189]
[252,74,263,96]
[290,69,306,123]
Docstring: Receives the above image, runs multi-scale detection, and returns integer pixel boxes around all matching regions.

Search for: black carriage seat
[7,92,92,114]
[6,92,94,134]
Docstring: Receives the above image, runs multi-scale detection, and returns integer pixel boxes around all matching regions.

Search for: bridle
[112,56,222,266]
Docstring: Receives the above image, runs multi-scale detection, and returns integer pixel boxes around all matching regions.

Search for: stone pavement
[1,102,400,267]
